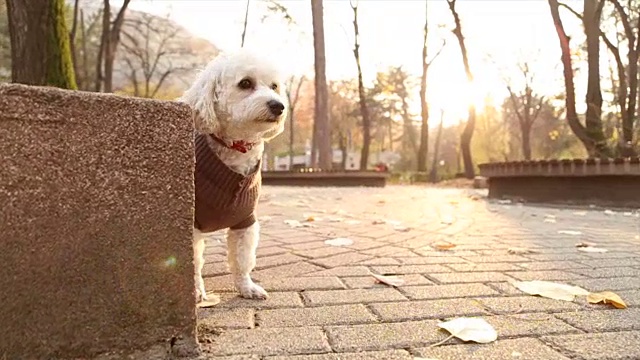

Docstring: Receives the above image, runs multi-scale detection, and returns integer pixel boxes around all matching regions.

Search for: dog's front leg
[227,222,268,299]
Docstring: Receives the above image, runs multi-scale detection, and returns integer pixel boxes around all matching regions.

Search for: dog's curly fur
[180,50,288,303]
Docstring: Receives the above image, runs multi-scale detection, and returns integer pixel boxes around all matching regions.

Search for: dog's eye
[270,83,278,91]
[238,78,254,90]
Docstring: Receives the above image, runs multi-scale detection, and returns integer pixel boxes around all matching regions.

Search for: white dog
[180,50,287,304]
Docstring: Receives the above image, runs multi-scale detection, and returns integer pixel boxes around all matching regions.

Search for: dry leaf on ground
[558,230,582,236]
[324,238,354,247]
[371,273,405,287]
[498,199,512,205]
[284,220,315,228]
[434,243,456,251]
[577,246,608,253]
[394,225,411,232]
[512,280,590,301]
[573,211,587,216]
[575,242,597,248]
[544,218,557,223]
[372,220,386,225]
[604,209,615,215]
[507,247,538,254]
[586,291,627,309]
[437,317,498,344]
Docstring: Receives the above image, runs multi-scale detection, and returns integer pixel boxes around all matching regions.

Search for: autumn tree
[285,75,306,169]
[446,0,476,178]
[119,13,198,98]
[96,0,131,92]
[311,0,332,169]
[6,0,77,89]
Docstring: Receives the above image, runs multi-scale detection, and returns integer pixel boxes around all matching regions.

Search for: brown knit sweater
[194,134,261,232]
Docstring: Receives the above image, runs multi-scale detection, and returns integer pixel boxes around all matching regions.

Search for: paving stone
[283,241,326,251]
[576,258,640,267]
[447,262,523,272]
[204,326,331,356]
[370,298,488,321]
[505,270,585,281]
[429,272,516,284]
[415,338,571,360]
[304,266,372,277]
[197,308,254,329]
[303,288,407,306]
[413,249,480,258]
[356,257,401,265]
[525,254,591,261]
[204,275,235,292]
[569,277,640,291]
[265,349,413,360]
[616,289,640,306]
[203,262,230,277]
[569,267,640,278]
[252,262,325,280]
[342,274,433,289]
[343,239,387,251]
[461,255,532,263]
[257,246,289,257]
[293,246,351,259]
[256,254,309,269]
[401,283,500,300]
[396,256,467,264]
[326,320,444,352]
[203,355,260,360]
[255,277,345,291]
[555,308,640,332]
[369,264,451,275]
[516,261,589,271]
[486,282,527,296]
[483,313,579,336]
[257,304,376,327]
[361,246,419,257]
[542,331,640,360]
[477,296,582,314]
[216,292,303,309]
[204,253,227,264]
[311,252,373,267]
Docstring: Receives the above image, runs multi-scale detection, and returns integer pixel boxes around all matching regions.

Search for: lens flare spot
[164,256,177,267]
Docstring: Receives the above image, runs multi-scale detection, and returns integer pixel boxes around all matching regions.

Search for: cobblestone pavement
[198,185,640,360]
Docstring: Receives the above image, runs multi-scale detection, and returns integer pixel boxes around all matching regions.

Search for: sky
[114,0,586,126]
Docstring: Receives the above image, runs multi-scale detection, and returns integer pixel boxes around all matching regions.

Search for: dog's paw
[236,279,269,300]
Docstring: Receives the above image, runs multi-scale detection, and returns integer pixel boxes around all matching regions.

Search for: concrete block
[0,84,196,359]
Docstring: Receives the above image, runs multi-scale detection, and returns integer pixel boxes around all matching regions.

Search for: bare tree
[95,0,131,92]
[311,0,332,169]
[69,0,80,77]
[429,109,445,182]
[446,0,476,179]
[350,0,371,170]
[119,14,198,98]
[417,1,446,172]
[241,0,250,47]
[7,0,77,89]
[285,75,306,170]
[549,0,611,157]
[504,61,546,160]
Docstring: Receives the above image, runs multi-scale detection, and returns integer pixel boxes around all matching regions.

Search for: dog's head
[180,50,288,142]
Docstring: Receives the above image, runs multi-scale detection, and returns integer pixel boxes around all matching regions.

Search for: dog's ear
[178,67,221,134]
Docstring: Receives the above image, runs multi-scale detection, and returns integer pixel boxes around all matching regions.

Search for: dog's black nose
[267,100,285,116]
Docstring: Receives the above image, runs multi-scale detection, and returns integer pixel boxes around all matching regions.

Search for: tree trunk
[417,0,429,172]
[351,1,371,170]
[548,0,609,157]
[521,122,532,160]
[583,0,610,157]
[69,0,80,80]
[103,0,131,93]
[241,0,250,47]
[311,0,332,169]
[95,0,109,91]
[289,109,295,170]
[429,110,445,183]
[7,0,77,89]
[447,0,475,179]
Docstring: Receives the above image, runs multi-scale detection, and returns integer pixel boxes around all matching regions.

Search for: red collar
[209,134,255,154]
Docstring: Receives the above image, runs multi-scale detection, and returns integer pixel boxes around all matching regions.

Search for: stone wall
[0,84,197,359]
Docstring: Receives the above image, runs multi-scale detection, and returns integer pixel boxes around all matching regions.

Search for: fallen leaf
[371,273,405,287]
[507,247,537,254]
[543,218,557,223]
[372,220,386,225]
[437,317,497,344]
[377,200,386,204]
[573,211,587,216]
[284,219,303,227]
[393,225,411,232]
[604,209,615,215]
[196,294,221,308]
[558,230,582,236]
[577,247,608,253]
[328,217,344,222]
[587,291,627,309]
[386,220,403,226]
[434,243,456,251]
[623,212,633,216]
[440,216,454,225]
[575,242,597,248]
[498,199,512,205]
[512,280,590,301]
[306,216,315,222]
[324,238,354,247]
